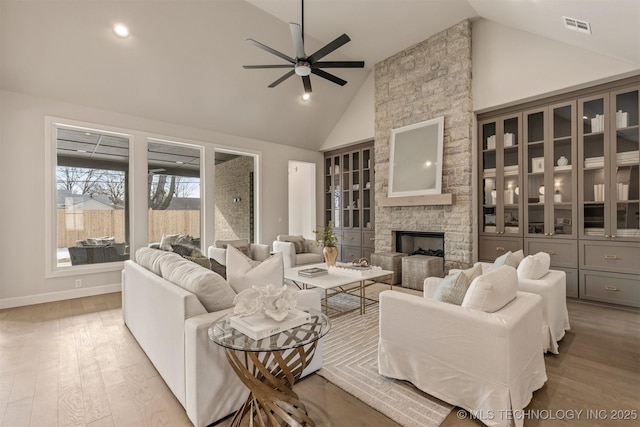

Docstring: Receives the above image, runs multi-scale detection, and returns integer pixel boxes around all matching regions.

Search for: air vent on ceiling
[563,16,592,34]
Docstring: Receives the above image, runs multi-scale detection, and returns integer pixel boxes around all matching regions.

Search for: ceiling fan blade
[268,70,296,88]
[302,75,312,93]
[313,61,365,68]
[307,34,351,64]
[311,68,347,86]
[289,23,306,59]
[246,38,295,64]
[243,65,294,69]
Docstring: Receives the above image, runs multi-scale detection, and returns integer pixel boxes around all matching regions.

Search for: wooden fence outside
[57,209,200,247]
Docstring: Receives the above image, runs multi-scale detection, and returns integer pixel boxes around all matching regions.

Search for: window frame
[45,118,133,278]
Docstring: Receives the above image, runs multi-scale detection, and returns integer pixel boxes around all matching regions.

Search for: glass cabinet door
[579,94,608,239]
[550,102,576,237]
[524,108,547,236]
[351,151,361,228]
[362,147,374,230]
[611,87,640,240]
[341,153,350,228]
[329,155,341,227]
[479,115,522,236]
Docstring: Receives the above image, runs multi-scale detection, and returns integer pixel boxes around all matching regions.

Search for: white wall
[472,19,639,112]
[320,19,640,152]
[287,161,316,240]
[0,90,323,307]
[321,71,375,151]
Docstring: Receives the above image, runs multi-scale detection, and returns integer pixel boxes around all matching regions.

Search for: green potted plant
[313,222,339,266]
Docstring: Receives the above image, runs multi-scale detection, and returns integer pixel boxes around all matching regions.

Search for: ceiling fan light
[113,23,130,38]
[294,62,312,76]
[302,93,310,101]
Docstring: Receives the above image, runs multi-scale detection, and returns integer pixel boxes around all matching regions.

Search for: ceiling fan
[243,0,364,96]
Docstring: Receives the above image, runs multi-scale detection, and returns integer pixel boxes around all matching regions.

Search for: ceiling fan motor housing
[294,61,312,76]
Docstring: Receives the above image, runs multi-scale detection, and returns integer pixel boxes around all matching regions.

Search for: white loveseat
[379,266,547,427]
[122,248,323,427]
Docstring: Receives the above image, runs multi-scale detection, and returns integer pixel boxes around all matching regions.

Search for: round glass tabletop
[208,307,330,352]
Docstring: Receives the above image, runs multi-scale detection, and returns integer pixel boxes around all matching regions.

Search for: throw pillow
[461,265,518,313]
[160,256,236,312]
[226,245,284,293]
[433,272,470,305]
[277,235,306,254]
[159,234,182,251]
[183,255,211,270]
[210,258,227,279]
[517,252,551,280]
[171,244,194,257]
[493,249,524,269]
[461,264,483,283]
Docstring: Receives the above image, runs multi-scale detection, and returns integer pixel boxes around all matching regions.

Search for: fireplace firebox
[394,231,445,259]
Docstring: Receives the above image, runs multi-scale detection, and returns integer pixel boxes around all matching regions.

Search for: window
[54,125,130,268]
[147,140,202,248]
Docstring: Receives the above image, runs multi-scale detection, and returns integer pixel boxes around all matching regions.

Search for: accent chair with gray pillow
[379,265,547,427]
[272,235,324,268]
[207,238,270,267]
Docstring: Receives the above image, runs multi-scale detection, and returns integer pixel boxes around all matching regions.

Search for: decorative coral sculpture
[233,284,298,321]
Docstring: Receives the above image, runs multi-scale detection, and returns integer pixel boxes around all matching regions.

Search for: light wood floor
[1,292,638,427]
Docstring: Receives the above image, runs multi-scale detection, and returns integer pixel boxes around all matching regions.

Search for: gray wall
[374,20,474,271]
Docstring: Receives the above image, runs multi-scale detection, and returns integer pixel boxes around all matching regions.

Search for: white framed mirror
[388,116,444,197]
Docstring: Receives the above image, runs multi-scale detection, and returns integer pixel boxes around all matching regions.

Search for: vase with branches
[313,222,339,265]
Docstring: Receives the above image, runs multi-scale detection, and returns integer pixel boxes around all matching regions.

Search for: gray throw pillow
[433,272,470,305]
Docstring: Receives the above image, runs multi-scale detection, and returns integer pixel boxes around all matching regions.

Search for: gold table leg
[225,341,318,426]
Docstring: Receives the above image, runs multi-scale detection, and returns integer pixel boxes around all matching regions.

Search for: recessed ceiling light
[302,93,311,101]
[113,23,130,38]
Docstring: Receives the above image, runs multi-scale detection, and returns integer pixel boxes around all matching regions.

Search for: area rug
[316,293,452,427]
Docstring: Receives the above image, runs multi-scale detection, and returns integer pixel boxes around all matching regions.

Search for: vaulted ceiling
[2,1,638,151]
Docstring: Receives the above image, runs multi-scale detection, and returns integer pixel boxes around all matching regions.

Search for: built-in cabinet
[324,142,375,262]
[478,77,640,307]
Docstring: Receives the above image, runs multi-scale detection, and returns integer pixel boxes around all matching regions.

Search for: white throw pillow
[226,245,284,293]
[462,265,518,313]
[159,255,236,312]
[517,252,551,280]
[433,272,470,305]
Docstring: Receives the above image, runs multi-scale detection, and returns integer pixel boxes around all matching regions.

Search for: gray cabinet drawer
[579,270,640,307]
[579,241,640,274]
[525,238,577,268]
[341,230,361,247]
[362,231,375,249]
[478,237,523,262]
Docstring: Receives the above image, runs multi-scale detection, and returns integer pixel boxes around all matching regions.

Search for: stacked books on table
[229,309,311,340]
[298,267,328,277]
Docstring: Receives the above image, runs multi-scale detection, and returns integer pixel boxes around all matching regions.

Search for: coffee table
[284,263,393,316]
[209,308,330,427]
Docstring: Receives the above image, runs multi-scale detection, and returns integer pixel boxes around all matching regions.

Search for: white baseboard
[0,283,122,309]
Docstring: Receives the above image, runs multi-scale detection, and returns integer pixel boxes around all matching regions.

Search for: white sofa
[272,235,324,268]
[122,248,322,427]
[379,266,547,427]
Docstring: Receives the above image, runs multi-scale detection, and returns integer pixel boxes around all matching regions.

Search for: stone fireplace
[394,231,444,259]
[374,20,473,272]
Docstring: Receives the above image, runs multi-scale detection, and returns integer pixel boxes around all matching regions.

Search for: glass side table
[209,308,330,427]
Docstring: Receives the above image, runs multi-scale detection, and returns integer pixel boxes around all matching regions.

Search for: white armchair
[463,256,570,354]
[207,239,270,266]
[380,266,547,427]
[272,235,324,268]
